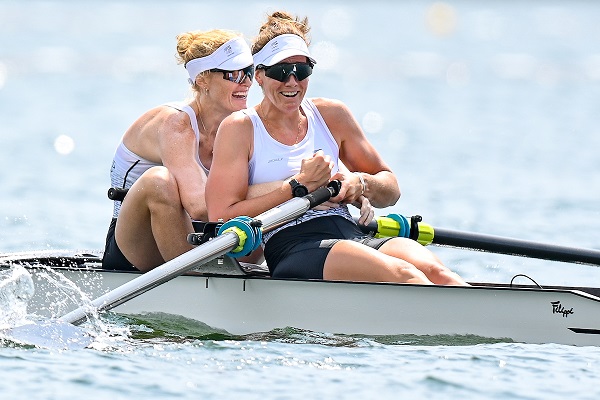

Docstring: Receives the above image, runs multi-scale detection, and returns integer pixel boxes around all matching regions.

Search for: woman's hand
[329,170,364,205]
[353,195,374,226]
[295,150,334,191]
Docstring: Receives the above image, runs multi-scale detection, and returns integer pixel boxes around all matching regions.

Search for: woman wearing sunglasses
[102,30,257,272]
[206,12,467,285]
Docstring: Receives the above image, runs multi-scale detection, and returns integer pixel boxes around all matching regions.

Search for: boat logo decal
[551,301,574,318]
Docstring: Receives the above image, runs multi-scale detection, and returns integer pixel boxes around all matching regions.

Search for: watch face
[290,179,308,197]
[293,185,309,197]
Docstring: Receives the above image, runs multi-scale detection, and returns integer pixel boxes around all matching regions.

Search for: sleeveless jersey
[244,98,354,241]
[109,103,208,217]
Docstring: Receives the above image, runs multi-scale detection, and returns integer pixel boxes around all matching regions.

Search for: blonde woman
[103,30,254,272]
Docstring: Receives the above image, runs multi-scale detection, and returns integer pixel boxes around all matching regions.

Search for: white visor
[253,34,317,67]
[185,37,253,84]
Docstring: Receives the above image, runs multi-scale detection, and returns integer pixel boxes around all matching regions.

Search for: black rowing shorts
[102,218,138,271]
[264,216,392,280]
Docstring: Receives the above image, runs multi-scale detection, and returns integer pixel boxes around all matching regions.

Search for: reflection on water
[125,312,511,347]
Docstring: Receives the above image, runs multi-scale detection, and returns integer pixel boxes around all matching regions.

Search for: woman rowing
[206,11,467,285]
[102,29,256,272]
[102,28,374,272]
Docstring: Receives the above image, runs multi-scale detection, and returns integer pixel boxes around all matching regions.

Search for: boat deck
[2,249,600,297]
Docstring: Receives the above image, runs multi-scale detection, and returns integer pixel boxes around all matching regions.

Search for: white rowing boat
[1,248,600,347]
[2,185,600,347]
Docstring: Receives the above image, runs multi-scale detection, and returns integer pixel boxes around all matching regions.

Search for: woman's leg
[323,240,432,284]
[115,166,194,272]
[378,237,468,286]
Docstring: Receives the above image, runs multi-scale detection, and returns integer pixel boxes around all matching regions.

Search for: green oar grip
[372,214,435,246]
[374,214,407,238]
[415,222,434,246]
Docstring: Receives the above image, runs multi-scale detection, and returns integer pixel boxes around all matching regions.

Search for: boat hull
[23,266,600,346]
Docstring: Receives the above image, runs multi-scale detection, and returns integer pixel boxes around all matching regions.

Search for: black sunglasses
[210,65,254,84]
[257,62,313,82]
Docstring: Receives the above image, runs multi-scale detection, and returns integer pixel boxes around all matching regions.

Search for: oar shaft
[60,232,240,325]
[432,228,600,266]
[358,215,600,266]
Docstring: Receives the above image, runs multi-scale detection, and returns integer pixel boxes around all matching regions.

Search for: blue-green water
[1,0,600,398]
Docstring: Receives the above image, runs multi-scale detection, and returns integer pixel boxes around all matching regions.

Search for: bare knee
[422,261,467,286]
[389,260,432,285]
[323,241,432,285]
[133,167,181,204]
[379,239,466,285]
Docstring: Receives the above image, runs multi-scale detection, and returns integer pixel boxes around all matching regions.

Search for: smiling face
[201,70,252,113]
[256,55,310,113]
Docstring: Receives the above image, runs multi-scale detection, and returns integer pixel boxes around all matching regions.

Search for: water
[1,0,600,398]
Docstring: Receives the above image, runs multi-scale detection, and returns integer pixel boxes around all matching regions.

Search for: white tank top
[110,103,208,218]
[244,98,353,241]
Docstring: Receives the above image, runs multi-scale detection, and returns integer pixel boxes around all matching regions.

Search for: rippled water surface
[1,0,600,398]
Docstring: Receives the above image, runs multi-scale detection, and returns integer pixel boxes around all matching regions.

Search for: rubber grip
[107,187,129,201]
[305,180,341,208]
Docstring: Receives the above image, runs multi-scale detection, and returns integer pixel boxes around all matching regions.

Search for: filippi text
[551,301,574,318]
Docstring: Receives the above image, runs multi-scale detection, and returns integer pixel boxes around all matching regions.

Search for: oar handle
[306,180,341,208]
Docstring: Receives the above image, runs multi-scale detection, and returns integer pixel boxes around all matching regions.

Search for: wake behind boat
[2,246,600,347]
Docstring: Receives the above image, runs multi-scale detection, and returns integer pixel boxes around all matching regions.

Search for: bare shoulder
[222,109,252,125]
[121,105,194,162]
[159,105,194,133]
[310,97,352,120]
[310,97,357,134]
[213,110,254,162]
[125,105,188,137]
[218,110,253,135]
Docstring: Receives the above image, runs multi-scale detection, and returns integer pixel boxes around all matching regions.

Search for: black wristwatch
[289,178,309,197]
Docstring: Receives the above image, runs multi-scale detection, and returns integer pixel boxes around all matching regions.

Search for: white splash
[0,265,35,329]
[0,263,129,349]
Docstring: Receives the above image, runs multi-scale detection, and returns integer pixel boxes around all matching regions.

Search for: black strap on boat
[108,159,139,201]
[510,274,543,289]
[187,221,223,246]
[409,215,422,241]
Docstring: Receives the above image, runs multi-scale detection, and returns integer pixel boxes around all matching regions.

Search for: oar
[357,214,600,266]
[5,183,340,348]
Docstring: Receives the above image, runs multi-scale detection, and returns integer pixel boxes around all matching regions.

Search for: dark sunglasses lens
[269,64,292,81]
[242,65,255,82]
[265,63,312,82]
[293,64,312,81]
[219,65,254,83]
